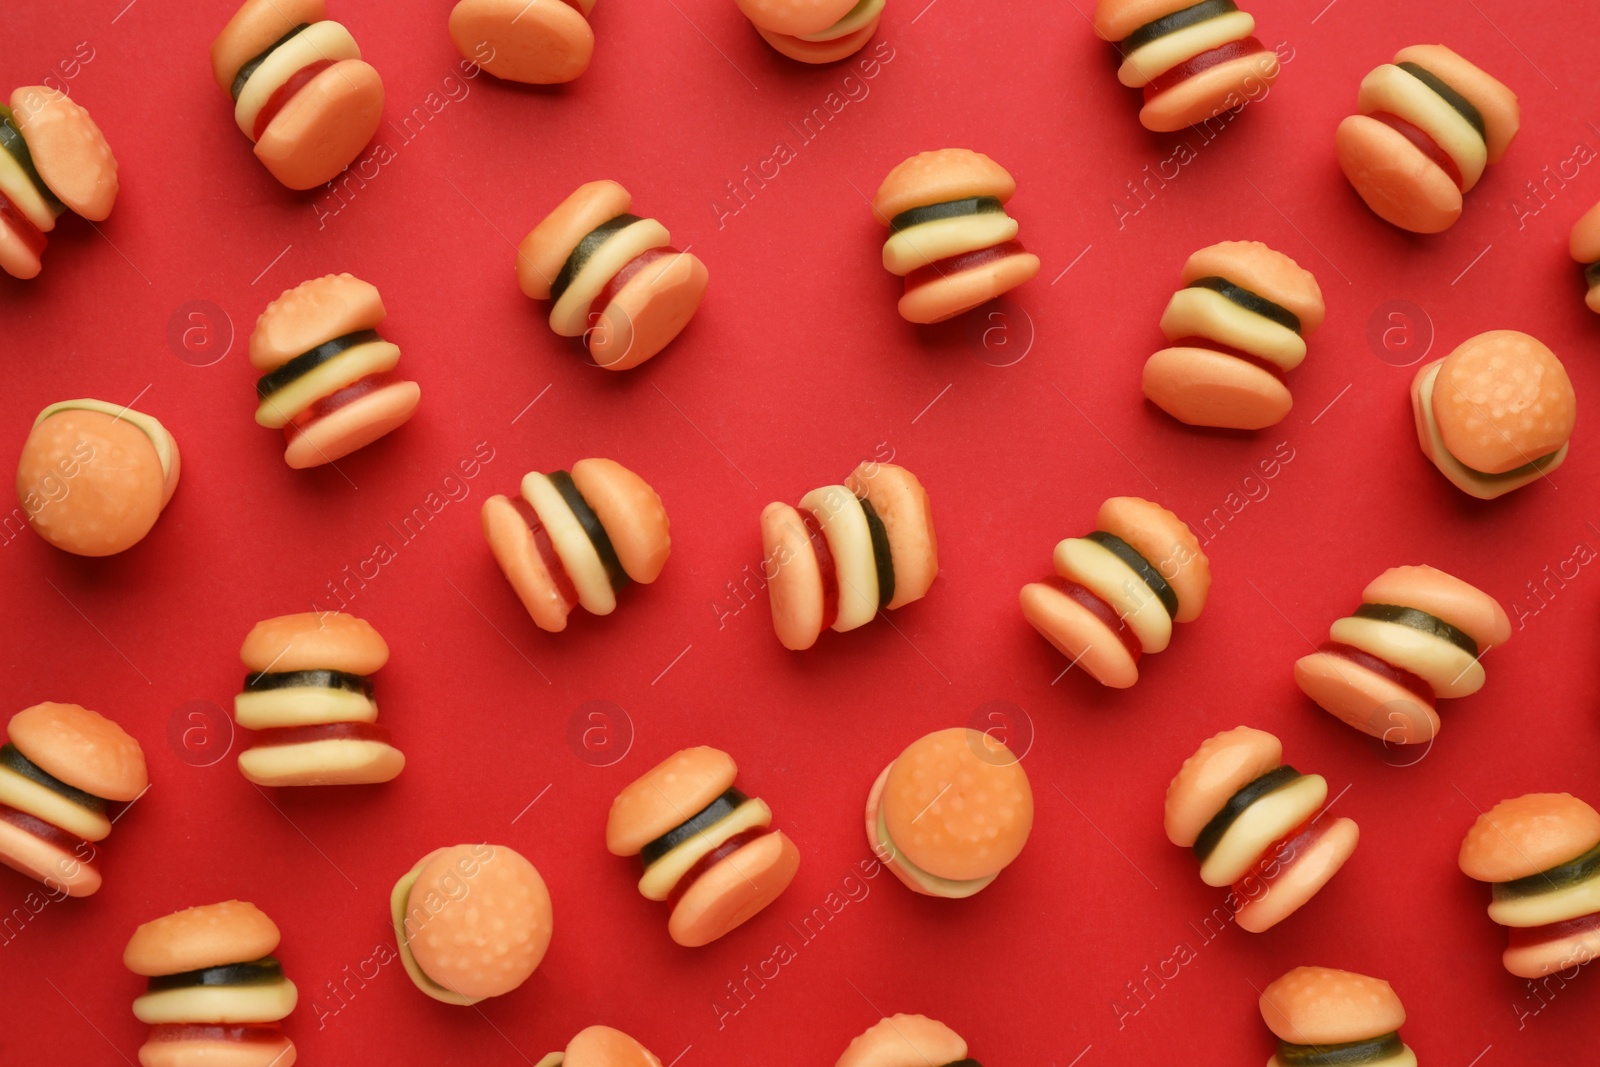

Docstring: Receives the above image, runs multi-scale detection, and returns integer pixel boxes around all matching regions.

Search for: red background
[2,1,1597,1063]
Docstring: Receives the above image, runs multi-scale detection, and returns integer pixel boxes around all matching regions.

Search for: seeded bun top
[570,458,671,585]
[1180,241,1326,334]
[1361,564,1511,649]
[1259,966,1406,1045]
[1431,331,1575,475]
[211,0,328,93]
[882,728,1033,882]
[606,746,738,856]
[1164,726,1281,846]
[7,701,147,802]
[1459,792,1600,882]
[404,844,552,1000]
[517,179,632,301]
[123,900,281,976]
[1097,496,1211,622]
[1394,44,1519,163]
[250,273,386,372]
[562,1026,663,1067]
[835,1014,968,1067]
[240,611,389,675]
[873,149,1016,224]
[8,86,119,221]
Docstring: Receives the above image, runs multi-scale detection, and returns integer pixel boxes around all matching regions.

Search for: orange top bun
[1180,241,1326,334]
[1459,792,1600,882]
[405,844,552,1000]
[570,458,671,584]
[518,179,633,301]
[250,273,386,372]
[883,728,1033,882]
[735,0,860,37]
[1570,200,1600,265]
[211,0,328,93]
[124,900,282,976]
[1361,564,1510,649]
[1097,496,1211,622]
[7,701,147,802]
[240,611,389,675]
[563,1025,663,1067]
[1394,44,1519,163]
[1431,331,1575,474]
[607,747,738,855]
[835,1014,968,1067]
[872,149,1017,223]
[1164,726,1281,846]
[845,462,938,610]
[8,86,118,222]
[1259,966,1407,1045]
[1093,0,1194,42]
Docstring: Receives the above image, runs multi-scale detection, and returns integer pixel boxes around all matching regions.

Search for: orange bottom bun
[1336,114,1463,234]
[449,0,594,85]
[1504,918,1600,978]
[1235,816,1359,933]
[755,16,879,64]
[1019,580,1140,689]
[667,830,800,947]
[898,247,1040,324]
[1140,48,1280,133]
[1142,346,1292,430]
[761,502,826,651]
[283,380,421,469]
[0,815,99,897]
[138,1030,297,1067]
[588,250,709,371]
[482,494,573,632]
[1294,651,1440,745]
[0,211,44,280]
[254,59,384,191]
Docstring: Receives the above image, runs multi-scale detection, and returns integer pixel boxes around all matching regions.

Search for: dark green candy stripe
[1493,841,1600,900]
[0,107,62,211]
[549,214,642,304]
[888,196,1004,234]
[859,496,896,611]
[1277,1032,1404,1066]
[640,789,748,867]
[1122,0,1238,51]
[1085,531,1178,619]
[255,329,382,401]
[230,24,311,100]
[1396,61,1487,142]
[1585,261,1600,288]
[1192,765,1301,863]
[146,957,285,993]
[0,743,106,812]
[243,669,374,699]
[1185,276,1302,335]
[549,470,629,593]
[1352,603,1477,658]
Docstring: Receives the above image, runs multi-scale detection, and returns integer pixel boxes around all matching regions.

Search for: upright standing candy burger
[233,612,405,786]
[1460,792,1600,978]
[0,85,118,280]
[0,702,146,899]
[735,0,884,64]
[249,274,421,469]
[873,149,1039,324]
[760,461,937,651]
[124,901,299,1067]
[482,458,670,631]
[606,747,800,947]
[1165,726,1359,932]
[1410,330,1575,499]
[1336,45,1517,234]
[518,180,708,371]
[16,398,181,557]
[867,728,1033,899]
[210,0,384,190]
[1294,564,1510,746]
[1020,496,1210,688]
[1094,0,1280,132]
